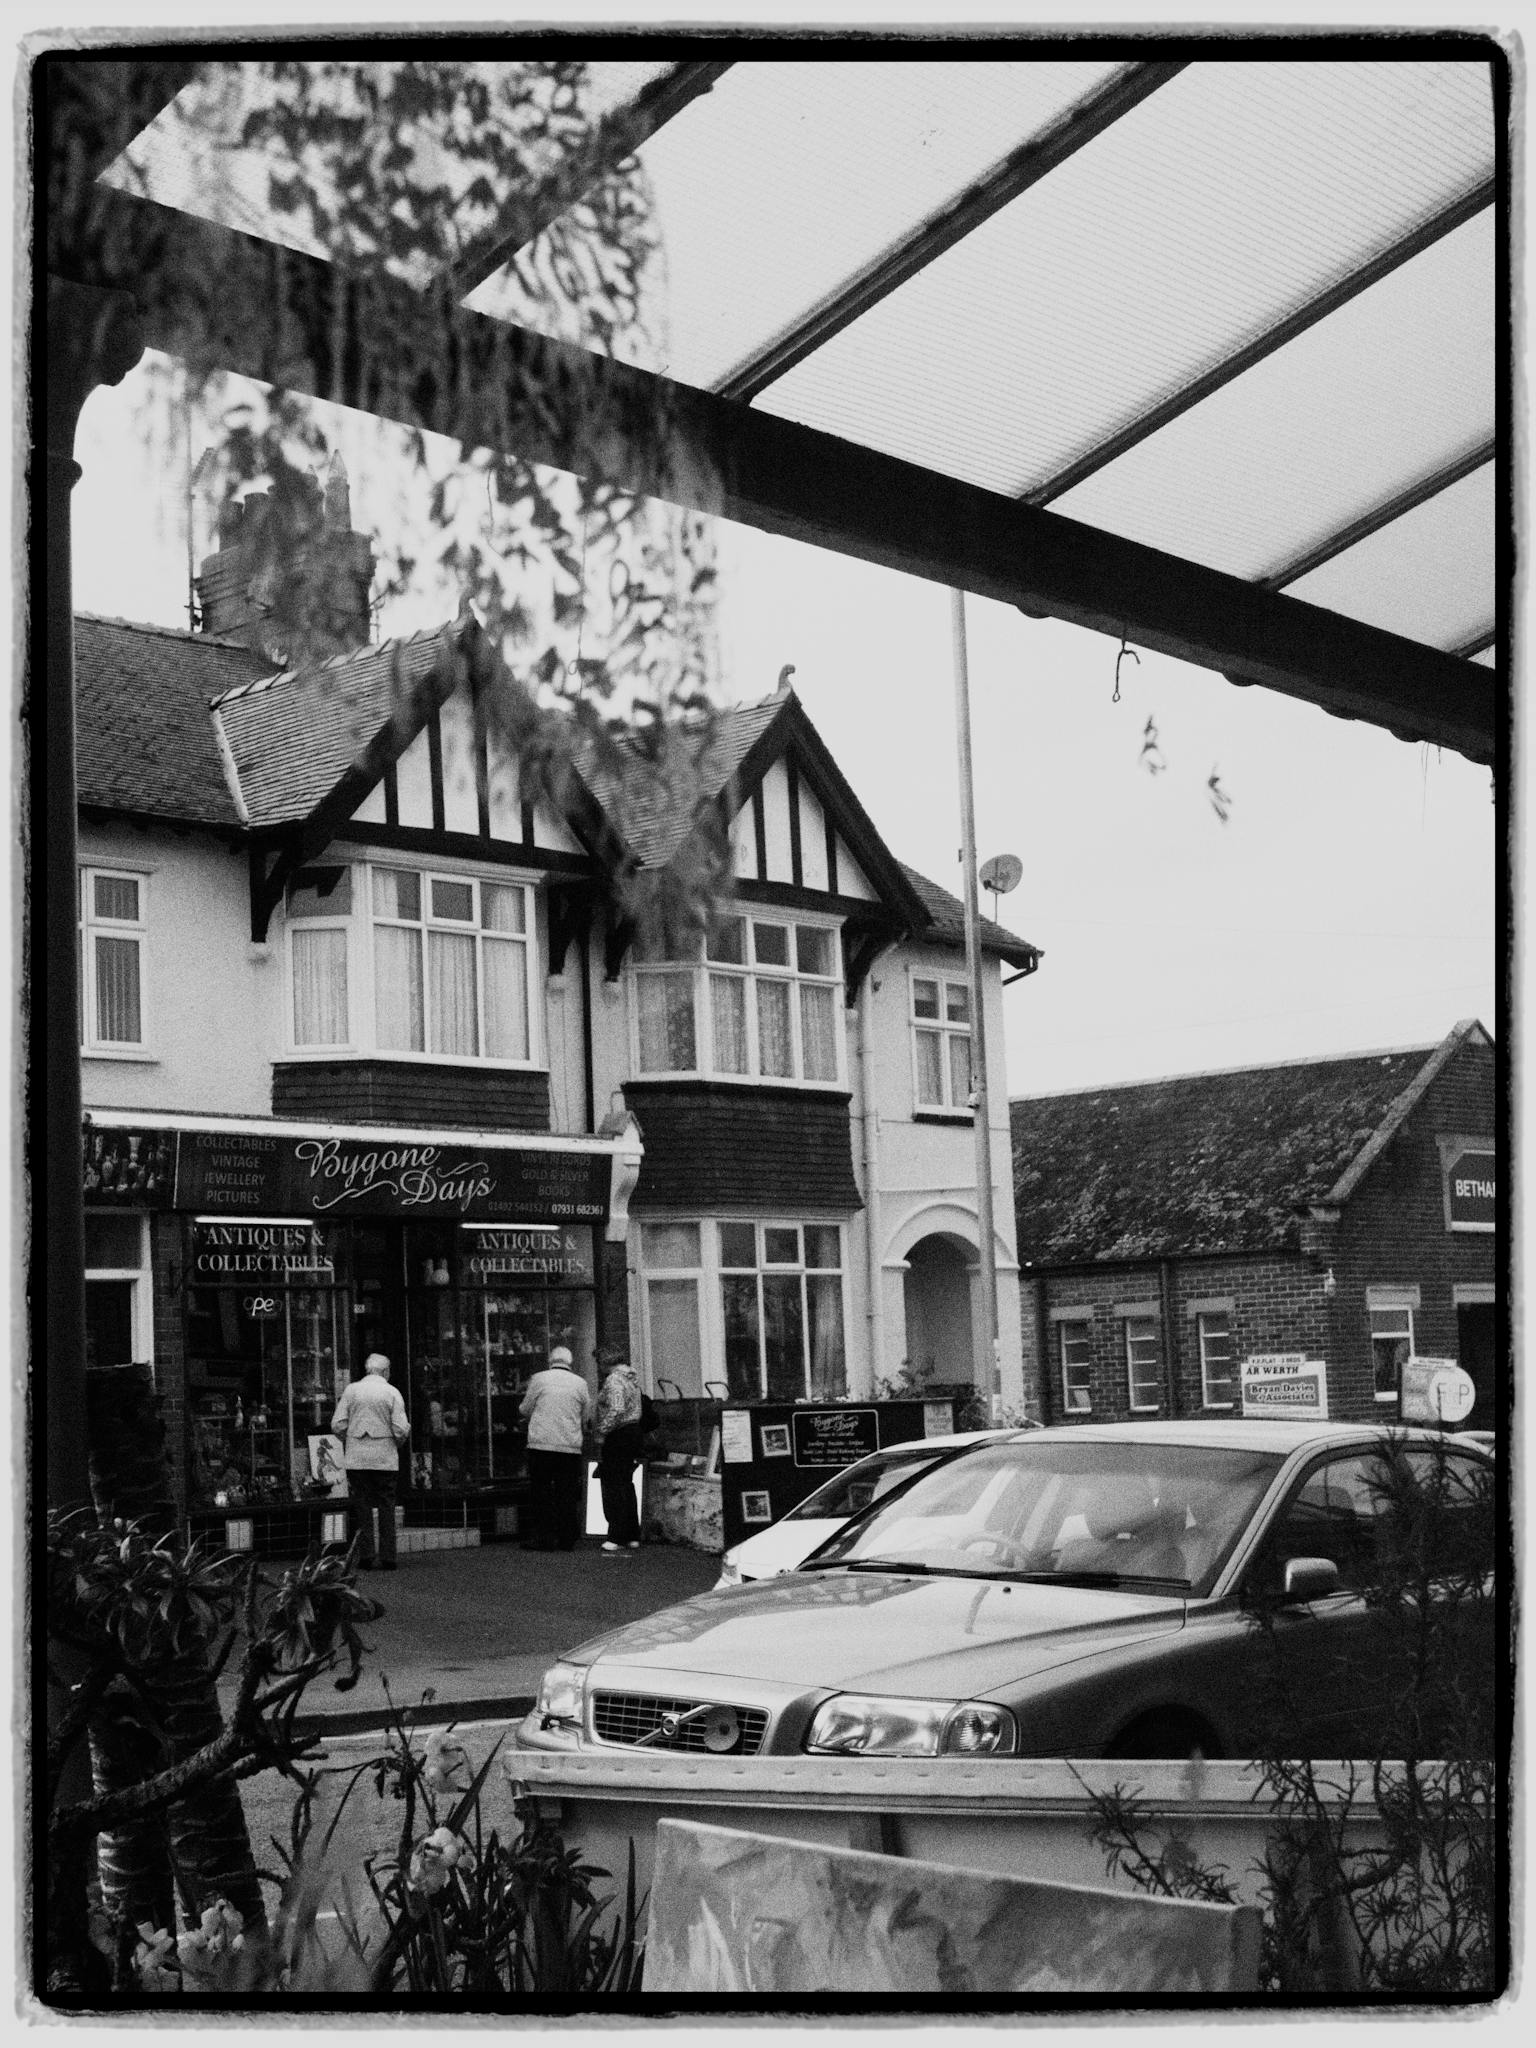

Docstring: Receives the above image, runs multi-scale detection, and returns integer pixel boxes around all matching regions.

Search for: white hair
[364,1353,391,1376]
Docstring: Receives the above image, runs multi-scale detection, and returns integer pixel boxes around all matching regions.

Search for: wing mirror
[1282,1556,1341,1603]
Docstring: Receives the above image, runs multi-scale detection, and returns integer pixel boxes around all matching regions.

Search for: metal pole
[950,588,1000,1406]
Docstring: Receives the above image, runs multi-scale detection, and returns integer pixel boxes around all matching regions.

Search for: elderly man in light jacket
[332,1353,411,1571]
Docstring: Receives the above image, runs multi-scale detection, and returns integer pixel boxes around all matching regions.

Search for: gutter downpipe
[1160,1257,1179,1415]
[858,971,884,1395]
[952,588,1001,1410]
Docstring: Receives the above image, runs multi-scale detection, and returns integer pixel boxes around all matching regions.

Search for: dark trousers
[347,1468,398,1566]
[599,1452,641,1546]
[526,1449,585,1549]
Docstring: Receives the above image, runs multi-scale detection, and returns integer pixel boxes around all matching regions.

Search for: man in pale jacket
[518,1344,591,1551]
[332,1353,411,1571]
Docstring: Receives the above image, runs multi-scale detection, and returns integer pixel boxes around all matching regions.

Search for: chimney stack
[196,452,374,662]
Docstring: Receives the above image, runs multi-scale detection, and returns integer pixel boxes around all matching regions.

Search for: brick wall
[273,1060,552,1131]
[150,1213,189,1508]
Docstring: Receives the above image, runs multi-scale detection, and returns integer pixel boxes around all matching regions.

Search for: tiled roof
[1011,1032,1471,1264]
[211,625,460,828]
[74,615,267,828]
[579,690,787,869]
[900,864,1038,967]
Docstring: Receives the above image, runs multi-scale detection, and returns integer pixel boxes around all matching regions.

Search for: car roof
[1011,1418,1458,1456]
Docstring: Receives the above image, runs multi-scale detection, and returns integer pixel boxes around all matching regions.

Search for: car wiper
[822,1558,942,1576]
[1006,1569,1129,1588]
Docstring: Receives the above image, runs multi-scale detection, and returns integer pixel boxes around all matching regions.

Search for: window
[911,974,972,1111]
[633,916,843,1084]
[720,1222,846,1400]
[1058,1321,1092,1413]
[284,862,537,1063]
[1198,1311,1237,1408]
[641,1223,705,1400]
[79,868,146,1050]
[84,1212,149,1371]
[1125,1315,1162,1411]
[1371,1303,1415,1403]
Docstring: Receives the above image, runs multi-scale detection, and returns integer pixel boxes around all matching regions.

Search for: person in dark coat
[593,1349,645,1552]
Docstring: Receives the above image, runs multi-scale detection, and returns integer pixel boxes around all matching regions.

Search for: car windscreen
[805,1439,1286,1595]
[781,1448,943,1522]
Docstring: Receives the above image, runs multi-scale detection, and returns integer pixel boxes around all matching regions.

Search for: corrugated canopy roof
[65,46,1504,763]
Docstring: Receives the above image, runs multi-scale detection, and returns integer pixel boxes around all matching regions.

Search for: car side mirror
[1282,1556,1341,1603]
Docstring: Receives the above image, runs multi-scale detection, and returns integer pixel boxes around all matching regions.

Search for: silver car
[516,1420,1493,1761]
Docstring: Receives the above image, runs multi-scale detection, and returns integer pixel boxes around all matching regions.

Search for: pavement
[222,1537,723,1735]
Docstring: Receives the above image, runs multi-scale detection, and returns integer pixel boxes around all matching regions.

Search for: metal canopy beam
[447,59,733,298]
[1259,438,1496,592]
[1025,177,1496,509]
[59,185,1496,765]
[714,59,1185,403]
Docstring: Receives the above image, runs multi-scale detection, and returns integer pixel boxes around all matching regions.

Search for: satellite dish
[979,853,1023,895]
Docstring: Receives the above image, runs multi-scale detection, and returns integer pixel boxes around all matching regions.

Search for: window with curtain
[717,1221,846,1400]
[632,915,844,1083]
[79,867,147,1050]
[1370,1302,1415,1403]
[286,863,535,1061]
[911,973,972,1110]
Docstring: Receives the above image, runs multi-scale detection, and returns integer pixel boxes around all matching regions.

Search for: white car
[713,1429,1026,1588]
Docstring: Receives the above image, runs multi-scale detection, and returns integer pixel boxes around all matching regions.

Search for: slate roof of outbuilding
[74,614,266,828]
[1011,1022,1488,1264]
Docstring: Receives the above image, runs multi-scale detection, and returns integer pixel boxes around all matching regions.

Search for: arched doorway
[901,1234,975,1387]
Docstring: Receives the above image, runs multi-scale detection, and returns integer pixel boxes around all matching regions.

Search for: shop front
[82,1112,641,1548]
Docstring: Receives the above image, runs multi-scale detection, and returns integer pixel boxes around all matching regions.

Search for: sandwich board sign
[1399,1357,1476,1426]
[1241,1354,1329,1420]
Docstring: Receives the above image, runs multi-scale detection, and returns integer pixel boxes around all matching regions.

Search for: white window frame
[1370,1301,1416,1403]
[637,1222,706,1400]
[909,969,973,1114]
[1124,1313,1162,1412]
[79,865,151,1055]
[630,914,845,1087]
[1057,1318,1093,1414]
[282,859,542,1067]
[84,1212,154,1371]
[1197,1310,1237,1409]
[715,1219,849,1401]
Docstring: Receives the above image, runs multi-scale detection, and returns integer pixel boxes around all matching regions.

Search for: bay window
[80,866,147,1051]
[721,1221,846,1401]
[912,973,971,1110]
[285,861,537,1063]
[634,915,843,1084]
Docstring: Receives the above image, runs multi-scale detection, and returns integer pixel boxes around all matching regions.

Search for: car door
[1238,1453,1393,1755]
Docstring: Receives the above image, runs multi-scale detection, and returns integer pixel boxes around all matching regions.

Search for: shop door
[1457,1303,1498,1429]
[85,1279,135,1368]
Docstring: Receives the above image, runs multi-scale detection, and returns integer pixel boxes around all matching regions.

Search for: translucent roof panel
[755,60,1494,498]
[1282,463,1495,652]
[477,58,1124,386]
[1048,210,1494,583]
[101,59,677,273]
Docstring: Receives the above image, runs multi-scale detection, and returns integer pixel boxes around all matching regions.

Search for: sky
[71,355,1499,1105]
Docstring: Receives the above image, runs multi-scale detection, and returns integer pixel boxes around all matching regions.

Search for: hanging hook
[1113,637,1139,704]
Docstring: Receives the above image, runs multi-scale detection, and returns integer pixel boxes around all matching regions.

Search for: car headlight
[805,1694,1017,1757]
[534,1660,588,1729]
[714,1552,744,1589]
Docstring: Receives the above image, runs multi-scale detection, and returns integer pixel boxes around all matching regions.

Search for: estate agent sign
[1241,1354,1329,1420]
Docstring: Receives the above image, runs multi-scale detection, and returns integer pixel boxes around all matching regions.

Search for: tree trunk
[85,1362,267,1932]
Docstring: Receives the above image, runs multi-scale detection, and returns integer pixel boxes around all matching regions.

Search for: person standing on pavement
[518,1344,592,1550]
[593,1348,645,1553]
[332,1353,411,1572]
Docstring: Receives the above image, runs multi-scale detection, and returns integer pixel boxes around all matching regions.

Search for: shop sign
[166,1128,610,1222]
[1240,1354,1329,1420]
[463,1225,595,1283]
[191,1220,336,1283]
[1442,1143,1495,1233]
[1399,1357,1477,1426]
[791,1407,879,1469]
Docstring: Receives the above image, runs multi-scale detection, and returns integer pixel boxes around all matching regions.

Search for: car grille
[590,1690,769,1756]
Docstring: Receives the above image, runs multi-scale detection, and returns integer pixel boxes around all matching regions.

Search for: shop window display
[187,1282,347,1508]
